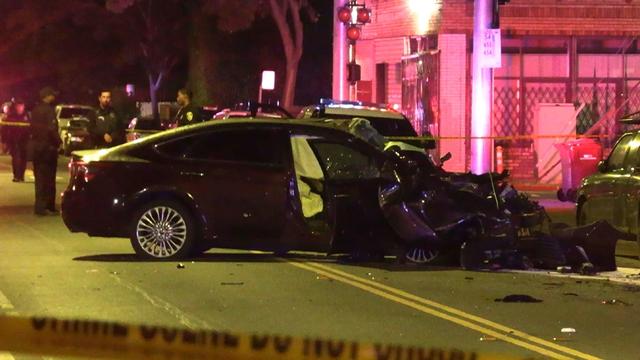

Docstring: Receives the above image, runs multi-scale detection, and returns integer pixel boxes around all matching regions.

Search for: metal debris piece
[495,294,543,303]
[85,269,99,273]
[561,328,576,334]
[578,262,596,276]
[221,282,244,286]
[176,263,185,269]
[556,266,572,273]
[316,275,329,280]
[601,299,631,306]
[553,337,571,342]
[479,335,496,342]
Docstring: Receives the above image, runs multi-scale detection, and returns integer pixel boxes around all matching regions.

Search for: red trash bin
[555,138,602,202]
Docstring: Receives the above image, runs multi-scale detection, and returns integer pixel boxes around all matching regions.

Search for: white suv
[298,100,434,152]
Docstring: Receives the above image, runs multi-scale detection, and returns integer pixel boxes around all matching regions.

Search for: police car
[297,99,434,152]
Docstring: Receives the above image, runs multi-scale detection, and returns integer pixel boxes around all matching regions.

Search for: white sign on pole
[480,28,501,68]
[261,70,275,90]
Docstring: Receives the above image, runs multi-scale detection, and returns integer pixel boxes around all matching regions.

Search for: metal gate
[401,50,440,136]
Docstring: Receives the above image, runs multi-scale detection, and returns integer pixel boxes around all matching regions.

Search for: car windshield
[59,107,93,118]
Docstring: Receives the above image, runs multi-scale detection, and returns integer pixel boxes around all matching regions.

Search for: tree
[267,0,317,110]
[0,0,132,103]
[105,0,188,119]
[207,0,317,110]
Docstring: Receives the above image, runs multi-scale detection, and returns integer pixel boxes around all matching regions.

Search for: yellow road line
[285,259,601,360]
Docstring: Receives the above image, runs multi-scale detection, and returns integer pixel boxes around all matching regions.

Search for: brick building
[332,0,640,180]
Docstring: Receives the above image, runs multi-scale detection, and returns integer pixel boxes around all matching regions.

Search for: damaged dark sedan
[62,119,410,260]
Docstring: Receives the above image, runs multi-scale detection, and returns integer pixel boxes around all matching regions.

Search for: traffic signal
[491,0,510,29]
[347,63,361,83]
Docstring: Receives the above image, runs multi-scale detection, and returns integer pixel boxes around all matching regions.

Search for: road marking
[0,290,16,360]
[0,291,13,311]
[284,259,601,360]
[109,273,213,330]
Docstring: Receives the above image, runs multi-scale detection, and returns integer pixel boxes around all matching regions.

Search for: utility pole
[470,0,498,174]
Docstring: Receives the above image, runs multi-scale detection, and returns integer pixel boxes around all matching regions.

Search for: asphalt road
[0,154,639,360]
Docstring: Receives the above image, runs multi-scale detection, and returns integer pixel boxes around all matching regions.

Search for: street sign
[480,28,501,68]
[261,70,275,90]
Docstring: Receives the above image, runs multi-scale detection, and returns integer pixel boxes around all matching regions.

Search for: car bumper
[61,188,126,237]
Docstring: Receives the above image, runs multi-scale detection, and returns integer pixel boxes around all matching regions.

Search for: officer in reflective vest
[175,88,201,127]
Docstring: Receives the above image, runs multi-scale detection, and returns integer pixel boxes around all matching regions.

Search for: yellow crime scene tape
[0,121,30,127]
[0,314,521,360]
[0,121,609,141]
[387,134,608,141]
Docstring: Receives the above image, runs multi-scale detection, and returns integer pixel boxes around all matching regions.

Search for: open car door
[288,133,397,255]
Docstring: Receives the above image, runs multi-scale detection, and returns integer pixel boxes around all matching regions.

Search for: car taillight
[68,160,108,183]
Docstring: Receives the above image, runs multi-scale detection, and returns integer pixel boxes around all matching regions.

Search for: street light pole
[471,0,494,174]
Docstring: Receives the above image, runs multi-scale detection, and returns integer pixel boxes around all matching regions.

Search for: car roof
[86,117,378,161]
[304,104,405,120]
[127,118,351,144]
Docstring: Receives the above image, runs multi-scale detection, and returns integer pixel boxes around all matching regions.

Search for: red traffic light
[357,8,371,23]
[337,7,351,23]
[346,26,361,41]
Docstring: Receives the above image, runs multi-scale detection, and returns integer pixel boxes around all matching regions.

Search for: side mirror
[597,160,608,173]
[440,152,452,164]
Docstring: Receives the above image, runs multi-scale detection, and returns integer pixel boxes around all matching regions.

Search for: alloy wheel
[135,206,187,258]
[405,247,439,264]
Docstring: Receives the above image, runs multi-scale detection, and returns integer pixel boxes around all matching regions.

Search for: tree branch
[289,0,304,59]
[269,0,295,60]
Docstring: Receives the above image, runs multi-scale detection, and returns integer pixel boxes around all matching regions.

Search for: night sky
[0,0,334,108]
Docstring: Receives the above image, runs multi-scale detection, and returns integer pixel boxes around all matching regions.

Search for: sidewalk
[522,190,576,212]
[505,267,640,287]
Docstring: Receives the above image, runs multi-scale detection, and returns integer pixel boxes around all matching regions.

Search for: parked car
[200,106,220,121]
[298,99,435,152]
[126,116,166,142]
[55,105,94,155]
[62,119,404,260]
[577,130,640,244]
[213,102,292,120]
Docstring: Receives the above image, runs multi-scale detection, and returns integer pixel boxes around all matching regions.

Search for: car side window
[608,134,635,172]
[622,133,640,172]
[309,141,380,180]
[157,129,286,166]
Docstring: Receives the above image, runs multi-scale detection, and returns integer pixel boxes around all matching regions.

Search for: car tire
[576,197,587,226]
[517,232,566,270]
[557,189,566,202]
[130,200,197,260]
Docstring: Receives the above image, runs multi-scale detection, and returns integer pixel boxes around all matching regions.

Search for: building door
[401,51,439,136]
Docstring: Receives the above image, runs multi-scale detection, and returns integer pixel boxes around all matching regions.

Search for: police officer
[175,88,201,127]
[2,98,30,182]
[90,90,120,148]
[30,87,61,216]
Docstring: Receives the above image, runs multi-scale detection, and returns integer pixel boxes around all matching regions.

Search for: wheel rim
[136,206,187,258]
[405,247,439,264]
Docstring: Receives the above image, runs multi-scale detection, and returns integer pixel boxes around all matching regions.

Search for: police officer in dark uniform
[2,98,30,182]
[90,90,121,148]
[175,88,201,127]
[30,87,61,216]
